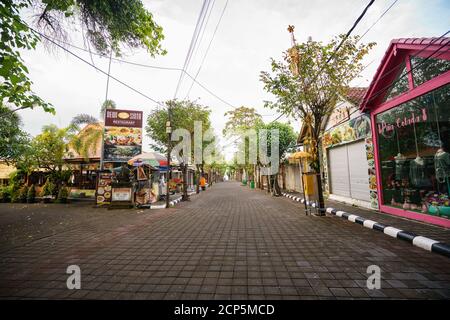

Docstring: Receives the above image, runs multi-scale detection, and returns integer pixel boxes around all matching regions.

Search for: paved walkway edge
[151,190,205,209]
[281,192,450,259]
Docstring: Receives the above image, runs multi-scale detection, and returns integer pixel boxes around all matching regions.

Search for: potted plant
[40,178,55,203]
[168,180,177,194]
[18,185,29,203]
[426,193,450,218]
[27,184,36,203]
[57,186,69,204]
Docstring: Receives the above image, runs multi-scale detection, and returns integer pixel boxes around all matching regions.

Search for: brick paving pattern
[0,181,449,300]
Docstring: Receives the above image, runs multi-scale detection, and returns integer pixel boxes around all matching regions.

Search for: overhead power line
[184,0,229,100]
[32,27,164,106]
[41,36,239,109]
[173,0,212,99]
[358,0,399,42]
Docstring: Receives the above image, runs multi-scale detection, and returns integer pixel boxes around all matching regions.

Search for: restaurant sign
[103,109,143,162]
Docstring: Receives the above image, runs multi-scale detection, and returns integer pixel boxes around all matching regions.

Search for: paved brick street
[0,181,449,300]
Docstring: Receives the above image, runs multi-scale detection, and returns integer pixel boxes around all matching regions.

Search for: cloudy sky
[17,0,450,158]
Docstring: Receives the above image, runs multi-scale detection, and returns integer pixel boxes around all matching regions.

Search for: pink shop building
[360,37,450,227]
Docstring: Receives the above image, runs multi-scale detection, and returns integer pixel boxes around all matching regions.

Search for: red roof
[345,87,368,105]
[360,37,450,111]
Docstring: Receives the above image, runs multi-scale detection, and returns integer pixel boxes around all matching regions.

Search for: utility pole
[165,104,172,209]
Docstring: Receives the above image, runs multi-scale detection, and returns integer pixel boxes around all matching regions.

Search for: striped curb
[281,192,450,258]
[149,191,198,209]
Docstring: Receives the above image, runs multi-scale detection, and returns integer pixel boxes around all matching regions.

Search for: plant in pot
[57,186,69,204]
[18,185,29,203]
[27,184,36,203]
[425,193,450,218]
[40,179,55,203]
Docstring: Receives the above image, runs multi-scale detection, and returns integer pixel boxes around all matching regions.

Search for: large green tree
[260,34,375,213]
[223,106,263,183]
[146,99,212,197]
[0,103,30,164]
[1,0,166,116]
[258,121,296,196]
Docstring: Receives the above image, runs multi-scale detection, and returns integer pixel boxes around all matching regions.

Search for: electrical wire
[41,35,239,109]
[184,0,229,100]
[265,0,377,126]
[358,0,399,42]
[32,26,164,106]
[174,0,212,99]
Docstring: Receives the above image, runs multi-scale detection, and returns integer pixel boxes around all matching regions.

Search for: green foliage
[146,99,212,154]
[26,183,36,203]
[30,124,69,173]
[0,103,30,164]
[100,99,116,119]
[0,0,54,114]
[261,121,297,160]
[18,184,29,203]
[56,185,69,203]
[40,178,55,197]
[1,0,165,115]
[260,35,375,140]
[0,186,12,202]
[36,0,166,56]
[223,106,263,137]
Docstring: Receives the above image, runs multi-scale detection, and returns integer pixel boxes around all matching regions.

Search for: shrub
[40,178,55,197]
[18,185,29,203]
[57,186,69,203]
[0,187,11,203]
[27,184,36,203]
[10,188,20,203]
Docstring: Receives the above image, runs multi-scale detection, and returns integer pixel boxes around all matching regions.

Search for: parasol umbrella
[127,152,167,168]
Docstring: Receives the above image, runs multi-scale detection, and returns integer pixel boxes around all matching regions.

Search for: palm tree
[68,100,117,160]
[100,99,117,120]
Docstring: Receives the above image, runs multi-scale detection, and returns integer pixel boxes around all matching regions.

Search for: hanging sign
[103,109,143,162]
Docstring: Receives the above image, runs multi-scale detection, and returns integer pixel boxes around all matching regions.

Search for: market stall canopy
[127,152,167,168]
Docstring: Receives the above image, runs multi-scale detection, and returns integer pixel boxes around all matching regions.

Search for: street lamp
[165,118,172,209]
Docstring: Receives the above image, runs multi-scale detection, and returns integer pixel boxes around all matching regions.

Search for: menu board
[103,109,143,162]
[112,188,132,202]
[96,172,112,205]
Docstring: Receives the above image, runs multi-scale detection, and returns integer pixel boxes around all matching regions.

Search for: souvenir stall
[128,152,165,206]
[360,37,450,227]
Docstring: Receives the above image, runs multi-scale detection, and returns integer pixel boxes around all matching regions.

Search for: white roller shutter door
[328,146,351,197]
[347,141,370,201]
[328,141,369,202]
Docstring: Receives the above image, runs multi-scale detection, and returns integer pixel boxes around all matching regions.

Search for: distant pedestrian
[200,176,206,191]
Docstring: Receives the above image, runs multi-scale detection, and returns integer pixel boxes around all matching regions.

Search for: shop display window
[384,60,409,101]
[411,55,450,88]
[376,83,450,218]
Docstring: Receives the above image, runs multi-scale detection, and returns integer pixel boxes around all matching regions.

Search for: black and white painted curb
[150,191,198,209]
[281,192,450,258]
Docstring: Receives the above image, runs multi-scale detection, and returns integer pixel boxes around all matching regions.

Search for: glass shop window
[411,55,450,88]
[376,83,450,218]
[384,60,409,102]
